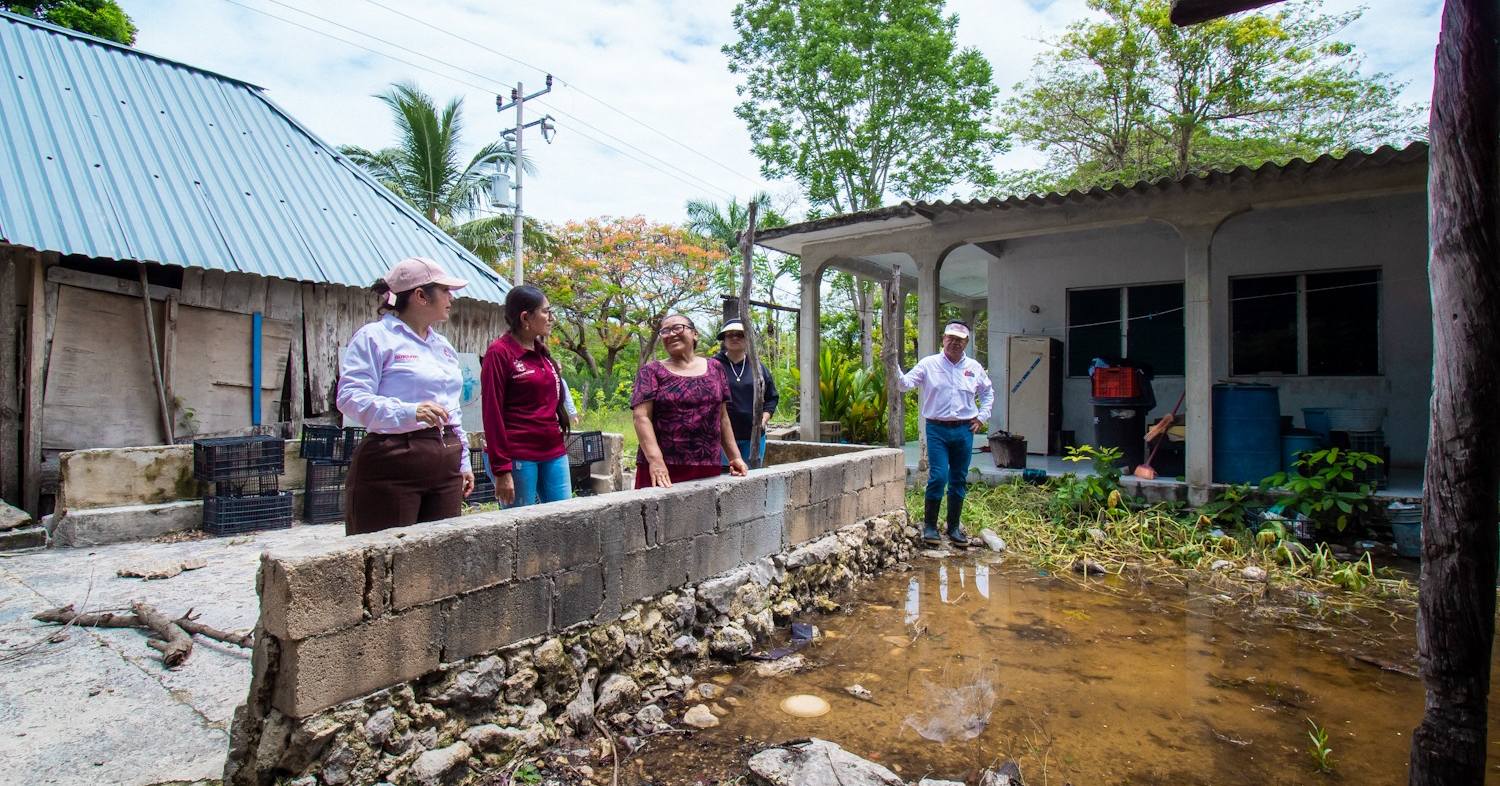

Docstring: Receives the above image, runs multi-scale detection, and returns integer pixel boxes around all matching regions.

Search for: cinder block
[517,506,602,578]
[856,483,885,520]
[787,468,811,510]
[717,475,769,528]
[808,460,846,505]
[826,493,857,533]
[272,604,443,718]
[389,518,516,611]
[622,498,654,553]
[874,450,904,485]
[843,457,873,495]
[882,479,910,515]
[649,485,717,545]
[554,564,606,629]
[693,529,742,582]
[740,513,784,563]
[764,474,790,516]
[260,545,368,640]
[620,540,691,603]
[783,503,819,546]
[443,577,551,662]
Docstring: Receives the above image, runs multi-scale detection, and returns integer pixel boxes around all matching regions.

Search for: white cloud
[122,0,1439,224]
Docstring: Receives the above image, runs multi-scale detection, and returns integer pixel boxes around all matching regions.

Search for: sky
[121,0,1442,228]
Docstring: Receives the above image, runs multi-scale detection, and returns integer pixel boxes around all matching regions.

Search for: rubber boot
[945,494,969,548]
[922,497,942,545]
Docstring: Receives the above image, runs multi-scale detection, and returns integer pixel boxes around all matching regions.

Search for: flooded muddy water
[627,554,1500,785]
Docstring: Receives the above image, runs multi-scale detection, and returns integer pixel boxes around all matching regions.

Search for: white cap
[943,322,971,339]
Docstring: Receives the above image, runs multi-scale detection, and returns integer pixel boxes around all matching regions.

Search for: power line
[351,0,765,190]
[218,0,737,200]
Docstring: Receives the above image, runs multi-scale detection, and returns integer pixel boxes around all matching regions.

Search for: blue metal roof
[0,11,509,304]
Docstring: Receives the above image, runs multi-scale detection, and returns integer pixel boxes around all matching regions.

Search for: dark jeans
[345,429,464,535]
[925,420,974,504]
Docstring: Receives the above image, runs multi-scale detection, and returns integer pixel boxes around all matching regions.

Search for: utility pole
[496,75,555,286]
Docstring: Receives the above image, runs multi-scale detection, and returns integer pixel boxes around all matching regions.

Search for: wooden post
[883,266,904,449]
[1410,1,1500,782]
[21,251,46,514]
[138,264,173,444]
[0,253,17,504]
[162,293,178,439]
[736,202,763,469]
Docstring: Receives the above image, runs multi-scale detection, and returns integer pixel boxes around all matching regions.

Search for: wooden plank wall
[0,251,18,505]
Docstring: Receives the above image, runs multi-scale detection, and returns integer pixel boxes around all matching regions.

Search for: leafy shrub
[1261,448,1383,532]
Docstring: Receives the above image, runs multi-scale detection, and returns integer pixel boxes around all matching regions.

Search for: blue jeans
[724,435,768,467]
[925,421,973,505]
[502,455,571,508]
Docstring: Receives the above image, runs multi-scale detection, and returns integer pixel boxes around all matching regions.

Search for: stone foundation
[224,446,910,785]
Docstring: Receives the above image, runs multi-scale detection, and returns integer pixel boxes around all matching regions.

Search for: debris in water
[845,684,874,702]
[780,694,831,718]
[979,529,1006,552]
[1072,559,1107,576]
[682,704,719,728]
[1241,566,1268,582]
[753,654,807,678]
[903,670,997,741]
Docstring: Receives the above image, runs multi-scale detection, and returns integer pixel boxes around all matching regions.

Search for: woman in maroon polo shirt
[631,314,749,488]
[480,285,571,507]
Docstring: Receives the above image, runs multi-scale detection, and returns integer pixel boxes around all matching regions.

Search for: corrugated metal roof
[756,142,1429,249]
[0,11,509,303]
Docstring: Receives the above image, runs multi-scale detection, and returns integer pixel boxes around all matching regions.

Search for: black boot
[946,494,969,548]
[922,497,942,545]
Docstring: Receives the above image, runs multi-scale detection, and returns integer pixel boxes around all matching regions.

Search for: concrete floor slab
[0,523,341,785]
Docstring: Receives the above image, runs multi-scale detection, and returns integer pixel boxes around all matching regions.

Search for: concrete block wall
[247,445,906,720]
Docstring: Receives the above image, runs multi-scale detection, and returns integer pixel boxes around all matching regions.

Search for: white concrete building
[756,144,1429,502]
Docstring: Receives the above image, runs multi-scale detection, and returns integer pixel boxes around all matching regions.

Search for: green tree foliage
[2,0,136,44]
[339,82,553,269]
[725,0,1007,214]
[1003,0,1424,194]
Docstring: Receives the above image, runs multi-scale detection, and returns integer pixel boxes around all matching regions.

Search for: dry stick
[177,609,254,649]
[591,717,620,786]
[735,202,762,469]
[130,600,192,667]
[33,605,142,628]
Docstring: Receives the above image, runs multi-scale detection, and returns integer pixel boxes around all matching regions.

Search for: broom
[1134,391,1185,480]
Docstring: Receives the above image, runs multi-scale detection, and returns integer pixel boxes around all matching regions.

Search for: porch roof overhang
[755,143,1429,262]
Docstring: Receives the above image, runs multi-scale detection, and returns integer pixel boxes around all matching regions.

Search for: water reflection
[975,564,990,599]
[938,564,949,603]
[904,577,920,626]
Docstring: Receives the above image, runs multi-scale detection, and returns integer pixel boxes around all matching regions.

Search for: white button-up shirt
[337,313,470,472]
[898,352,995,423]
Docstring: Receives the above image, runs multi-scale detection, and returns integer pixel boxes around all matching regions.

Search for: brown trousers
[344,429,464,535]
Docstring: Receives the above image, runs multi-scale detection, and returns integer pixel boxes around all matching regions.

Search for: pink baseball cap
[383,257,468,297]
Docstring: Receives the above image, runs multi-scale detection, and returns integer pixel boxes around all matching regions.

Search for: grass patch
[577,407,638,465]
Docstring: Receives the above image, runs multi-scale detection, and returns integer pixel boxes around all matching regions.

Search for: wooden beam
[137,264,173,445]
[882,266,904,449]
[0,253,18,504]
[1170,0,1285,25]
[162,293,178,439]
[21,251,46,514]
[46,265,174,301]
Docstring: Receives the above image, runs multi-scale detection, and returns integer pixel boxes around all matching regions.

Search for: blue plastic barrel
[1213,383,1281,483]
[1281,433,1324,473]
[1302,407,1331,440]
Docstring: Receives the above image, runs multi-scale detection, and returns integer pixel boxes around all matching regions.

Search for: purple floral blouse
[630,360,731,466]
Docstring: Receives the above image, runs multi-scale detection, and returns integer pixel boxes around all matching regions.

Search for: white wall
[985,192,1430,467]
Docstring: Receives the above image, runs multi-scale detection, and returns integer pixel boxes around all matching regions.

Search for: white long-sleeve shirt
[337,313,470,472]
[898,352,995,423]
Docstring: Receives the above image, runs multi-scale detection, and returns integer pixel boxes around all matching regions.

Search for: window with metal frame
[1066,283,1185,377]
[1229,269,1381,376]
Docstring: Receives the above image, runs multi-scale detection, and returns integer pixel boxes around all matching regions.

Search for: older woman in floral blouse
[631,314,748,488]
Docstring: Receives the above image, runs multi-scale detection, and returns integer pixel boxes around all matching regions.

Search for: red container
[1092,367,1141,399]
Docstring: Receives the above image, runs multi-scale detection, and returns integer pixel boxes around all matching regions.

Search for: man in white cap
[895,320,994,547]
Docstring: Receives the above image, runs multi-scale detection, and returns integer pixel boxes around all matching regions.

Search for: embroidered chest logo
[512,359,534,378]
[963,370,975,378]
[393,353,420,363]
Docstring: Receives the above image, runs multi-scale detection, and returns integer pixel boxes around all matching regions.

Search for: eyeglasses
[659,324,691,337]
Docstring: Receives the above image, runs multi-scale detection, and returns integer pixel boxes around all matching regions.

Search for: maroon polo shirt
[480,333,567,473]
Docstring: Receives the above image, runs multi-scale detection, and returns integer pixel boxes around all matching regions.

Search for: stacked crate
[566,431,605,497]
[468,447,497,504]
[193,435,292,536]
[300,425,365,524]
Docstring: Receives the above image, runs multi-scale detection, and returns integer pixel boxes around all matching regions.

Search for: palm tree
[340,82,554,268]
[684,192,786,254]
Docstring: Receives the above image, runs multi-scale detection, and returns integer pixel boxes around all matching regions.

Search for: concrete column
[798,258,825,441]
[915,253,941,360]
[1180,223,1217,505]
[962,305,980,360]
[986,257,1008,432]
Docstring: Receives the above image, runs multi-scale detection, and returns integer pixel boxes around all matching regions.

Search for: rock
[278,715,343,772]
[409,742,472,785]
[533,638,568,672]
[519,722,552,750]
[710,702,729,716]
[979,529,1006,552]
[460,724,519,753]
[635,704,665,727]
[710,624,754,661]
[811,595,840,612]
[785,536,842,569]
[1071,559,1107,576]
[696,683,722,700]
[431,655,506,706]
[289,777,318,786]
[521,698,549,728]
[595,673,640,714]
[415,727,439,750]
[682,704,719,729]
[748,738,903,786]
[918,780,966,786]
[979,761,1026,786]
[1087,527,1107,544]
[670,634,701,660]
[918,548,952,559]
[772,597,801,618]
[752,654,806,678]
[503,667,539,704]
[698,567,754,615]
[1210,560,1232,572]
[565,669,598,730]
[1241,565,1268,582]
[588,625,627,668]
[844,684,873,702]
[364,707,397,748]
[319,740,357,785]
[744,607,777,639]
[0,501,32,531]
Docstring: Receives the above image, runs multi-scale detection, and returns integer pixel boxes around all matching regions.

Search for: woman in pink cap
[337,257,475,534]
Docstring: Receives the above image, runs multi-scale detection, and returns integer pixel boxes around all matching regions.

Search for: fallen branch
[130,601,192,668]
[592,717,620,786]
[33,605,141,628]
[176,609,254,649]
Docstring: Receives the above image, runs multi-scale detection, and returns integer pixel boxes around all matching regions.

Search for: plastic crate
[203,491,294,536]
[467,448,497,504]
[566,431,606,467]
[303,460,349,524]
[1091,367,1142,400]
[300,425,366,463]
[194,436,285,481]
[213,473,280,498]
[570,463,596,496]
